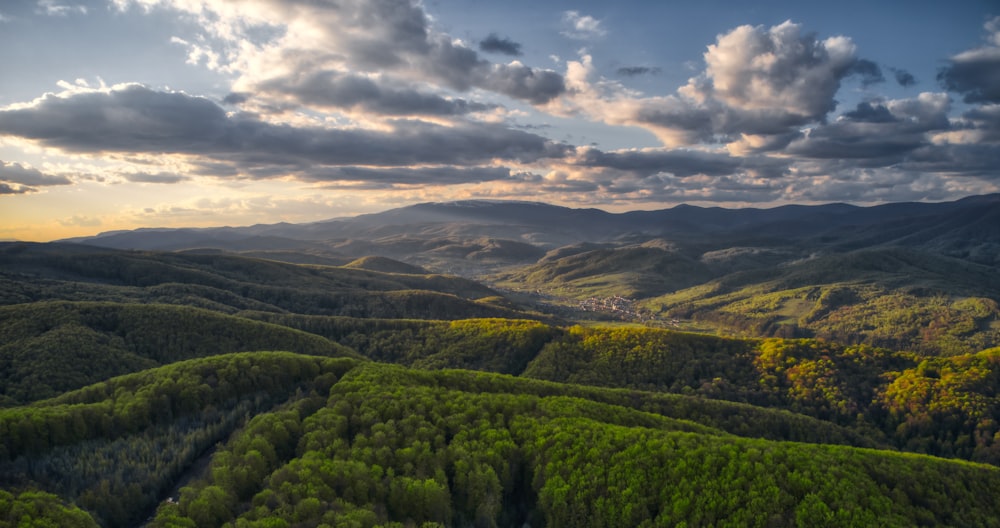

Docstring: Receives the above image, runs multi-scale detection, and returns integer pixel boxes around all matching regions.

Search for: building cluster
[579,295,643,319]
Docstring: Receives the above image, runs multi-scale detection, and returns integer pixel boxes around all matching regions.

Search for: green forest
[2,242,1000,526]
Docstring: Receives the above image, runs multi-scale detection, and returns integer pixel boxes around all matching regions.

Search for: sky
[1,0,999,241]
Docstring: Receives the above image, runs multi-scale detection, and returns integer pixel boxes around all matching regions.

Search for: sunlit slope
[645,248,1000,353]
[153,362,1000,528]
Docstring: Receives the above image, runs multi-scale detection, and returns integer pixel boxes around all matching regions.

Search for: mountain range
[62,194,1000,266]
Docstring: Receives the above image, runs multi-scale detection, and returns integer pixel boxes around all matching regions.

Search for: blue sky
[0,0,998,240]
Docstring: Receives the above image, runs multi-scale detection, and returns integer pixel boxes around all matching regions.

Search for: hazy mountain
[61,194,1000,267]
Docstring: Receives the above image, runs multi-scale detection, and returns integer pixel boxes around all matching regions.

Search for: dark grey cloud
[577,148,740,177]
[0,85,570,170]
[415,35,565,104]
[301,165,512,186]
[890,67,917,87]
[223,92,249,105]
[353,3,565,105]
[847,59,884,87]
[0,87,229,151]
[479,33,522,56]
[938,48,1000,103]
[0,182,31,195]
[901,143,1000,179]
[936,16,1000,103]
[785,96,950,162]
[188,160,242,177]
[124,172,188,184]
[478,62,565,105]
[786,129,921,161]
[960,104,1000,143]
[574,148,789,179]
[233,0,566,106]
[0,160,71,186]
[258,70,495,115]
[616,66,661,77]
[842,101,896,123]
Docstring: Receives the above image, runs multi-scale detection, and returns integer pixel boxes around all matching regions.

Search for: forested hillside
[0,353,357,527]
[0,243,539,321]
[242,316,1000,465]
[0,301,358,405]
[5,355,1000,527]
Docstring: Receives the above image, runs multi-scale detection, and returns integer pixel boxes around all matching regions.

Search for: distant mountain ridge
[60,194,1000,267]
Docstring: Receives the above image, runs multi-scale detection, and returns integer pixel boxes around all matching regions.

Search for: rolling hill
[0,242,542,321]
[0,301,359,405]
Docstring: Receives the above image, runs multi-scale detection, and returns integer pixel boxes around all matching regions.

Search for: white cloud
[561,11,606,40]
[58,215,102,227]
[35,0,87,16]
[557,21,861,149]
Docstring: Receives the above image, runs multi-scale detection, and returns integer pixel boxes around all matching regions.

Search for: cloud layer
[1,2,998,216]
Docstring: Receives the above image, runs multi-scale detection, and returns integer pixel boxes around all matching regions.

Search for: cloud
[616,66,661,77]
[953,103,1000,144]
[222,92,249,105]
[899,143,1000,179]
[58,215,102,227]
[781,165,966,203]
[561,21,862,149]
[0,160,72,187]
[477,62,565,105]
[785,93,951,162]
[124,0,566,107]
[685,21,856,123]
[123,172,188,184]
[847,59,884,87]
[479,33,522,56]
[299,166,513,188]
[0,183,31,195]
[256,70,496,115]
[561,11,606,40]
[938,16,1000,103]
[0,84,570,171]
[35,0,87,16]
[572,147,788,179]
[890,67,917,87]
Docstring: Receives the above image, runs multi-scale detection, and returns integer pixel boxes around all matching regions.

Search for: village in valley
[578,295,671,324]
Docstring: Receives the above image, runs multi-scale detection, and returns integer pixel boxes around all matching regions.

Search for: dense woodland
[2,229,1000,525]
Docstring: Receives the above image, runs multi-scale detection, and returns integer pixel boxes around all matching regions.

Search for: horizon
[6,191,991,244]
[1,1,999,241]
